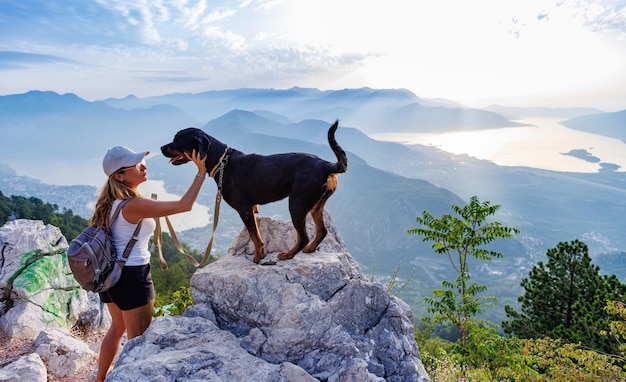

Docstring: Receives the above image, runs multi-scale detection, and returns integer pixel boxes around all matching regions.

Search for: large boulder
[0,219,110,380]
[0,353,47,382]
[109,214,429,381]
[0,219,108,339]
[106,310,316,382]
[34,328,96,378]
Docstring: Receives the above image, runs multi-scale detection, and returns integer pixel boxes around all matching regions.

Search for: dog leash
[188,148,230,266]
[152,149,230,268]
[152,192,217,268]
[151,193,170,271]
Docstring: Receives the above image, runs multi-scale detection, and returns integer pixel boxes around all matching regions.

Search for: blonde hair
[89,176,142,229]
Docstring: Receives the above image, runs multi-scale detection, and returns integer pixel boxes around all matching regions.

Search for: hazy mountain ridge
[98,86,527,134]
[486,105,604,120]
[0,90,109,116]
[561,109,626,142]
[194,110,626,260]
[0,91,201,168]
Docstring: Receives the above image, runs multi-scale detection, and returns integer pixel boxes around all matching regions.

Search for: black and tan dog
[161,121,348,264]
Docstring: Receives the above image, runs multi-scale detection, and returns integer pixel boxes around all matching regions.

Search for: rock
[0,353,47,382]
[74,292,112,333]
[0,219,107,339]
[106,314,314,382]
[34,328,96,378]
[111,214,429,381]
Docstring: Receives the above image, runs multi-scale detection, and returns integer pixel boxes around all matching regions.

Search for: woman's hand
[185,149,207,175]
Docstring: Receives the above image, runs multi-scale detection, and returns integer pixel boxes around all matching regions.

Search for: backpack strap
[119,220,142,262]
[109,198,143,263]
[110,198,131,226]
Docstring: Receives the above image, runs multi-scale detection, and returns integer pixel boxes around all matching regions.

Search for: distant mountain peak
[0,90,96,114]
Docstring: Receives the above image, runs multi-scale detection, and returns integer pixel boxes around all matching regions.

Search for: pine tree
[503,239,626,354]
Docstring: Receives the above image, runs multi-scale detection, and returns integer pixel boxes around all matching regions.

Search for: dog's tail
[328,120,348,174]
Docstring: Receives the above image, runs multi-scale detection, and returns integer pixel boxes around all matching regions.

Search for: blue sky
[1,0,625,110]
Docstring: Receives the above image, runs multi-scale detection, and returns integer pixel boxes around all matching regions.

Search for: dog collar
[209,147,230,178]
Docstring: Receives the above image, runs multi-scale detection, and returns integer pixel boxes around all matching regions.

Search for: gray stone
[0,220,108,339]
[115,215,429,381]
[106,315,312,382]
[0,353,47,382]
[34,328,96,378]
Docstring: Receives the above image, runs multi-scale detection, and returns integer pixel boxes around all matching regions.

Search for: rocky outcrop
[108,215,429,381]
[1,216,429,381]
[0,219,108,379]
[0,219,108,338]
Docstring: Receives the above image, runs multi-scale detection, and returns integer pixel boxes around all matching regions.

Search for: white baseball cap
[103,146,150,176]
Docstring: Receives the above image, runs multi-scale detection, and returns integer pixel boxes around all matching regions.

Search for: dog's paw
[302,243,318,253]
[252,250,266,264]
[278,251,296,260]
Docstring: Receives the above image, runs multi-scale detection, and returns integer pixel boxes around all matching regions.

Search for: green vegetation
[410,198,626,380]
[371,262,416,296]
[408,196,520,349]
[418,328,626,381]
[605,301,626,358]
[503,239,626,355]
[0,190,87,241]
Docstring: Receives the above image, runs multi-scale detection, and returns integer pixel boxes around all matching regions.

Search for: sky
[1,0,626,111]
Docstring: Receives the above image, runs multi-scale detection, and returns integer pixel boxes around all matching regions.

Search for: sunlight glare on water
[139,180,211,230]
[372,119,626,173]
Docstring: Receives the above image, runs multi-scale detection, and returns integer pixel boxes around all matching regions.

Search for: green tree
[0,190,12,222]
[462,324,539,381]
[520,337,626,381]
[408,196,520,348]
[503,240,626,354]
[1,192,88,240]
[604,300,626,360]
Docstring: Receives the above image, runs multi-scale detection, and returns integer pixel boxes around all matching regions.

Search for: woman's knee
[106,303,126,334]
[123,303,153,339]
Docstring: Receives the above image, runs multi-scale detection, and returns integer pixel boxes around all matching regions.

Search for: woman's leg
[95,302,126,381]
[122,299,155,339]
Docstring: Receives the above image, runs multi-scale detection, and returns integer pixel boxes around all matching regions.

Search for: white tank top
[109,199,156,266]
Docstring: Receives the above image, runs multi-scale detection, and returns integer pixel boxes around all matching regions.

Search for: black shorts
[99,264,155,311]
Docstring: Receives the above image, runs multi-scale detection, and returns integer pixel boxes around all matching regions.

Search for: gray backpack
[67,199,142,293]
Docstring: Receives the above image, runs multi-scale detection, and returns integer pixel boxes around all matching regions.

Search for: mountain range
[1,88,625,323]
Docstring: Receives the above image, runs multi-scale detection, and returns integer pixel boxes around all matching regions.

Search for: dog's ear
[194,133,211,158]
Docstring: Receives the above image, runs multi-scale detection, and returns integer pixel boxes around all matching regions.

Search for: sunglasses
[116,159,146,174]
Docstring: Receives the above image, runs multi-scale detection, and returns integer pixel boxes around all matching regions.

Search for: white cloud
[200,26,247,50]
[202,7,237,24]
[1,0,625,109]
[582,1,626,35]
[174,0,208,28]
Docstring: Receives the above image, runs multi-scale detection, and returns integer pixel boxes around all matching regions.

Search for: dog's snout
[160,143,175,158]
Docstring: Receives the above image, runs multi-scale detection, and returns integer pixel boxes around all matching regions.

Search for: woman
[91,145,206,382]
